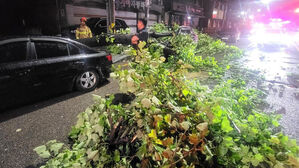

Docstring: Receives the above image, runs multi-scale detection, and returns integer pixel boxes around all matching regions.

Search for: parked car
[0,36,112,110]
[61,18,129,39]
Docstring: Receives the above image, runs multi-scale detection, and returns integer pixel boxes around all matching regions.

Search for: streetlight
[187,16,191,20]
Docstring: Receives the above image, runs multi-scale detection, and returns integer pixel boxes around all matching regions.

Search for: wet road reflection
[238,31,299,141]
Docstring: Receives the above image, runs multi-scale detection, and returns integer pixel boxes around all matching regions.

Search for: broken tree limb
[75,32,173,47]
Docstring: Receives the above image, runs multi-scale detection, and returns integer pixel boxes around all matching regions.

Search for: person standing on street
[131,19,149,46]
[76,17,92,39]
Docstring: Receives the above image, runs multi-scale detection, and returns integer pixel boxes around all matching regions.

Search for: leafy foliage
[35,24,299,168]
[105,28,131,55]
[106,44,129,55]
[149,23,169,33]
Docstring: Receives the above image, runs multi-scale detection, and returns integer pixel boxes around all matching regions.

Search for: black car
[61,18,129,39]
[0,36,112,109]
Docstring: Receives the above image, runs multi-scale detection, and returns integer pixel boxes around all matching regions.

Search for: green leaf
[87,149,98,160]
[152,96,161,105]
[250,153,263,166]
[221,117,233,133]
[241,155,251,164]
[273,162,284,168]
[148,129,157,139]
[240,145,249,157]
[182,89,190,96]
[272,120,280,127]
[34,145,51,159]
[270,136,280,144]
[164,114,171,124]
[218,143,228,156]
[223,136,234,147]
[136,143,147,160]
[280,135,288,145]
[251,159,259,167]
[252,147,258,154]
[93,124,104,137]
[247,115,255,122]
[49,143,64,155]
[113,150,120,162]
[254,153,264,162]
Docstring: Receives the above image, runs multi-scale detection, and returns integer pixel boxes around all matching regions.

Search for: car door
[0,40,33,109]
[32,40,77,95]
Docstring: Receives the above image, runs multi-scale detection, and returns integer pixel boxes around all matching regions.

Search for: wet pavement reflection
[237,31,299,141]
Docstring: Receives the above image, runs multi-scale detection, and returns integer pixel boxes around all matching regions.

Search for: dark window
[98,20,107,27]
[119,20,127,27]
[0,42,27,63]
[115,20,122,27]
[35,41,68,59]
[68,44,81,55]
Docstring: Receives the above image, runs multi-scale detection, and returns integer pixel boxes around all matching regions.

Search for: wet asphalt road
[236,35,299,142]
[0,78,120,168]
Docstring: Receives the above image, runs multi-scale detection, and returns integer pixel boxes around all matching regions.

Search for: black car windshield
[181,29,191,34]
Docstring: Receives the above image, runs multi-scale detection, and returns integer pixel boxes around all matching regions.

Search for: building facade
[204,0,230,32]
[1,0,237,36]
[163,0,205,28]
[60,0,164,33]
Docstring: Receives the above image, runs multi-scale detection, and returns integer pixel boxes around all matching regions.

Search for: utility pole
[107,0,115,33]
[145,0,150,29]
[55,0,61,34]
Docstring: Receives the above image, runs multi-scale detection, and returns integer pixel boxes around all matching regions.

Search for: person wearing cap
[76,17,92,39]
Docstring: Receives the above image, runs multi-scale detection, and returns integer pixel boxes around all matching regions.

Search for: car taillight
[106,54,112,62]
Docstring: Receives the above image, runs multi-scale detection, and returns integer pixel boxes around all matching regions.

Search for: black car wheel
[75,70,99,92]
